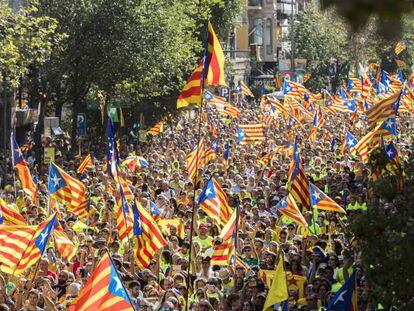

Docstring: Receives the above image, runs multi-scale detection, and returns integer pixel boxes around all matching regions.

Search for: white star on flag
[113,274,123,293]
[347,139,356,146]
[312,191,321,200]
[39,227,49,246]
[385,119,394,128]
[52,174,61,187]
[205,187,213,196]
[334,290,347,304]
[387,150,394,157]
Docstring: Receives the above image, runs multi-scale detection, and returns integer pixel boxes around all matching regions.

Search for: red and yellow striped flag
[185,138,206,180]
[395,41,406,55]
[177,61,203,109]
[116,183,133,244]
[237,124,265,144]
[366,93,398,127]
[77,154,93,174]
[68,253,134,311]
[133,201,168,269]
[146,122,164,135]
[205,21,226,86]
[0,197,27,226]
[48,163,86,209]
[0,225,35,274]
[287,140,310,209]
[53,225,77,263]
[198,178,233,226]
[14,214,57,275]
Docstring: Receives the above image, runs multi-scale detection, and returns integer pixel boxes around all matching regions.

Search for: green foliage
[321,0,413,39]
[33,0,241,127]
[350,153,414,309]
[294,5,414,92]
[0,1,61,89]
[294,5,349,91]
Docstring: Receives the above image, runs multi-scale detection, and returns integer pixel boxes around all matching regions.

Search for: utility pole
[290,0,295,80]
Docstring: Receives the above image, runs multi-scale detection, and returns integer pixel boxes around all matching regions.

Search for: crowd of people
[0,82,412,311]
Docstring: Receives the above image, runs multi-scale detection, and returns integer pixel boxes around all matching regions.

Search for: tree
[34,0,242,156]
[351,150,414,309]
[321,0,413,39]
[0,1,61,179]
[293,5,349,91]
[294,5,414,92]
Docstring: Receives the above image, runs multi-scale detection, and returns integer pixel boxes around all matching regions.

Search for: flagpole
[185,19,209,311]
[106,249,137,311]
[233,197,241,266]
[31,215,56,283]
[10,133,17,198]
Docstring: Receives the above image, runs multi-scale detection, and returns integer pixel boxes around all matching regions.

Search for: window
[266,18,272,54]
[249,19,263,45]
[255,19,263,45]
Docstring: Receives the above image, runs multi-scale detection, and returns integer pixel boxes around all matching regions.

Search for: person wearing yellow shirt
[15,190,25,211]
[192,224,213,254]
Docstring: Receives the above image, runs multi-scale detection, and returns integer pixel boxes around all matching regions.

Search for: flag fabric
[327,272,358,311]
[309,183,346,213]
[48,163,88,220]
[265,97,287,115]
[366,93,399,127]
[132,200,167,269]
[208,101,240,118]
[395,59,407,68]
[0,225,35,274]
[287,140,310,209]
[108,117,119,180]
[358,63,372,98]
[146,122,164,135]
[0,197,27,226]
[185,138,206,180]
[177,22,226,108]
[353,117,397,162]
[308,110,319,142]
[122,156,149,171]
[263,256,288,311]
[204,21,226,86]
[235,81,254,97]
[395,41,406,55]
[210,238,235,266]
[276,194,308,228]
[341,132,358,155]
[283,80,318,102]
[211,208,237,265]
[77,154,94,174]
[157,218,185,240]
[198,177,232,226]
[177,60,203,109]
[11,134,36,198]
[53,225,77,263]
[68,253,134,311]
[348,76,362,93]
[202,139,218,165]
[116,184,133,244]
[14,214,57,275]
[237,124,265,144]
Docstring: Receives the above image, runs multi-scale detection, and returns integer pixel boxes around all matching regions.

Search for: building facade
[228,0,310,88]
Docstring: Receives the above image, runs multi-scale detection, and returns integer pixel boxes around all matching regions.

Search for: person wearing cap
[218,268,233,297]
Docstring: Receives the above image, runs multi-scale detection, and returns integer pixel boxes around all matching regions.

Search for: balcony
[248,0,263,9]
